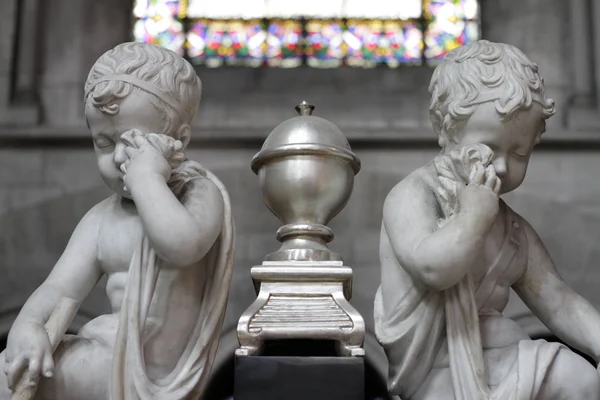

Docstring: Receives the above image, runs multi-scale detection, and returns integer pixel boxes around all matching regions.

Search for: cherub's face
[451,102,547,194]
[85,90,166,198]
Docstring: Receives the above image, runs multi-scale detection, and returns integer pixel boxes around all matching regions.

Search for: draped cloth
[110,160,235,400]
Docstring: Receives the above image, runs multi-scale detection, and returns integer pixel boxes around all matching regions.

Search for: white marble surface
[0,43,235,400]
[374,41,600,400]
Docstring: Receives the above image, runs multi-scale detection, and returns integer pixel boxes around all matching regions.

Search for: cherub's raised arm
[384,178,496,291]
[14,201,105,327]
[130,175,224,268]
[513,218,600,361]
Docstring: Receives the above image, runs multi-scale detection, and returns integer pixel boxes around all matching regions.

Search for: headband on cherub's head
[459,89,549,109]
[84,74,183,117]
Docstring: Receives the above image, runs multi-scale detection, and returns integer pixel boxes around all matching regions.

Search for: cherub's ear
[431,110,447,147]
[176,124,192,148]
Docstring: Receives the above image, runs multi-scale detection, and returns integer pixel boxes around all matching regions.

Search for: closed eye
[94,135,115,149]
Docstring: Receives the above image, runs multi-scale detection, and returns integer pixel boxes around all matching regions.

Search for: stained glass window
[132,0,480,67]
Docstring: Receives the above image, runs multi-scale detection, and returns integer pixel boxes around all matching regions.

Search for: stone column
[13,0,42,106]
[481,0,568,131]
[39,0,133,127]
[592,0,600,112]
[0,0,17,112]
[569,0,594,107]
[567,0,600,128]
[0,0,40,125]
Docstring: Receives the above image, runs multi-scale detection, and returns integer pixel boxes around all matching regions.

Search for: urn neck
[264,223,342,262]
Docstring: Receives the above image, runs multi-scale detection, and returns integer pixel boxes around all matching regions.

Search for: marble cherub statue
[374,40,600,400]
[0,42,235,400]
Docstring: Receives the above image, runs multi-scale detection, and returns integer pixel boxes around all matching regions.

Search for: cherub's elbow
[407,261,457,291]
[156,250,194,268]
[418,269,453,291]
[155,239,213,268]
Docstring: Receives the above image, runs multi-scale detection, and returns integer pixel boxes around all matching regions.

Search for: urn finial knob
[295,101,315,116]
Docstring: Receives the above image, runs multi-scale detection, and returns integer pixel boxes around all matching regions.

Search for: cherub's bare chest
[474,213,524,287]
[97,201,142,274]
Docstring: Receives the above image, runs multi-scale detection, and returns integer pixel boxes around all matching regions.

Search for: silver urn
[236,102,365,357]
[251,101,361,262]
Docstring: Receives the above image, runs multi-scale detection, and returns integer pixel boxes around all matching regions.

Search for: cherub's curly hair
[429,40,555,144]
[84,42,201,136]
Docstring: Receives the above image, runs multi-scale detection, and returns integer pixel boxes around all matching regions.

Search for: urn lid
[251,101,361,174]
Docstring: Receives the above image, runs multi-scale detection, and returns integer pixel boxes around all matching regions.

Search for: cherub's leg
[0,335,113,400]
[35,334,113,400]
[536,347,600,400]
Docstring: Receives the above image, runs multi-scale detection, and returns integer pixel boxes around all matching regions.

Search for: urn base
[236,261,365,357]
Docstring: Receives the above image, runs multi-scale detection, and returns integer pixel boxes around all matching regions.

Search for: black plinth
[234,356,365,400]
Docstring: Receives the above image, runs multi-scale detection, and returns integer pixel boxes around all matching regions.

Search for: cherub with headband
[0,42,235,400]
[374,40,600,399]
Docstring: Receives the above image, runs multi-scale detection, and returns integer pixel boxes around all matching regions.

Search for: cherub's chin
[104,180,132,199]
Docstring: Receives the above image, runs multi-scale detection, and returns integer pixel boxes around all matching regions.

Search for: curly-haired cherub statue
[0,42,235,400]
[374,40,600,400]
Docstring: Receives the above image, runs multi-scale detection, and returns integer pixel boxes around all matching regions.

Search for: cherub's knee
[548,348,600,400]
[0,350,10,400]
[36,335,112,400]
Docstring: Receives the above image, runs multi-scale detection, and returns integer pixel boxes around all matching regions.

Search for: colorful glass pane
[343,0,423,20]
[187,20,228,67]
[186,20,208,63]
[424,19,478,62]
[133,0,182,18]
[424,0,479,62]
[228,20,267,67]
[305,20,346,68]
[266,20,303,67]
[134,0,480,68]
[344,20,383,67]
[134,17,185,55]
[187,0,266,19]
[344,20,423,67]
[424,0,479,20]
[188,20,268,67]
[381,21,423,66]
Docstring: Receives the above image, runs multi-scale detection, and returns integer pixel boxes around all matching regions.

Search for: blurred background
[0,0,599,398]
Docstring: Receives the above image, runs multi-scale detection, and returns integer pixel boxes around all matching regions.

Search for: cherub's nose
[493,158,507,177]
[113,142,128,165]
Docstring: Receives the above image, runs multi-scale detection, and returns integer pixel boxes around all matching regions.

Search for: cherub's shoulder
[502,201,532,230]
[85,195,118,219]
[179,176,225,217]
[182,176,222,198]
[385,165,437,208]
[502,201,540,248]
[68,196,117,239]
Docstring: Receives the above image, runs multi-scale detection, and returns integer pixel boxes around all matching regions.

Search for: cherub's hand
[458,162,501,226]
[119,130,184,192]
[4,321,54,390]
